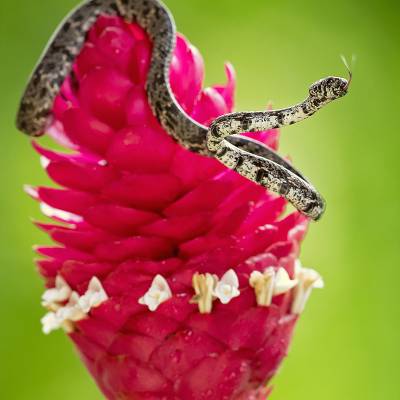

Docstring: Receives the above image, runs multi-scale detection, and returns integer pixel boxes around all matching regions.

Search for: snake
[16,0,350,221]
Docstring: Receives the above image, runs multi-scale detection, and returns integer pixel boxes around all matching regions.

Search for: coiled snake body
[16,0,349,221]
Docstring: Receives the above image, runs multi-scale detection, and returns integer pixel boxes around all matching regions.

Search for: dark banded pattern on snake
[16,0,349,221]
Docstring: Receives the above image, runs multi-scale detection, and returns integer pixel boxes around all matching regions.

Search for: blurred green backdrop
[0,0,399,398]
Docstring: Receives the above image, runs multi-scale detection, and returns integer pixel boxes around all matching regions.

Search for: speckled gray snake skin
[16,0,349,221]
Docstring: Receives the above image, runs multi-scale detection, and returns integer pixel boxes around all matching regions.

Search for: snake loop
[16,0,349,221]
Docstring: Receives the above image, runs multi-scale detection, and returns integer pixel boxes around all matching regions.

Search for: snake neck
[208,95,334,148]
[272,95,333,127]
[302,95,333,116]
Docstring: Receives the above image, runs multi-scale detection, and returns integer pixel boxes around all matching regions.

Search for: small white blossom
[41,292,87,335]
[291,260,324,315]
[139,275,172,312]
[250,267,297,306]
[41,311,63,335]
[60,292,86,322]
[249,268,275,306]
[273,267,298,296]
[191,273,218,314]
[214,269,240,304]
[40,278,107,335]
[78,277,109,313]
[41,275,72,310]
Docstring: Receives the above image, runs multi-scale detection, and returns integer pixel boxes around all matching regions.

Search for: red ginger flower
[28,15,322,400]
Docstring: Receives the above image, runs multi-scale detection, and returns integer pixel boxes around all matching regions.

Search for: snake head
[309,76,349,102]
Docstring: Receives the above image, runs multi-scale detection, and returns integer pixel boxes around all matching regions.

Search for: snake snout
[309,76,349,101]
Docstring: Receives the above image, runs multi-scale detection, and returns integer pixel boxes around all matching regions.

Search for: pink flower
[29,15,322,400]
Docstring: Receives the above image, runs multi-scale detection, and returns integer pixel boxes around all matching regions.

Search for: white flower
[40,277,108,335]
[214,269,240,304]
[59,292,86,322]
[249,268,275,306]
[41,275,72,310]
[139,275,172,312]
[41,311,63,335]
[291,260,324,315]
[191,273,218,314]
[250,267,297,306]
[273,267,298,296]
[41,292,87,335]
[78,277,109,313]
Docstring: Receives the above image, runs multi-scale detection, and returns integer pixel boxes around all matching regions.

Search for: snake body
[16,0,349,221]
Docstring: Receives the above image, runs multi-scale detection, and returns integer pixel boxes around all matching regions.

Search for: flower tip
[30,139,42,153]
[23,185,39,199]
[221,269,239,287]
[88,276,102,291]
[40,202,83,224]
[224,62,236,83]
[30,218,47,230]
[40,156,50,169]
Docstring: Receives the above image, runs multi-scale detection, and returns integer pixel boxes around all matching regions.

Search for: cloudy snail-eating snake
[16,0,350,221]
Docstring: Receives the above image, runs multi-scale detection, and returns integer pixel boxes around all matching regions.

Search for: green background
[0,0,399,398]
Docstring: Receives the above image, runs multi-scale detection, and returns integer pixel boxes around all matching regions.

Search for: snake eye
[331,77,349,97]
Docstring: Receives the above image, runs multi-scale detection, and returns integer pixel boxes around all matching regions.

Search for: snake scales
[16,0,349,221]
